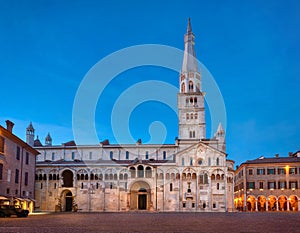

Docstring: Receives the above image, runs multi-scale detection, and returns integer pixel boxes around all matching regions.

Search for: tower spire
[26,122,35,146]
[187,17,192,33]
[182,17,198,74]
[178,18,206,140]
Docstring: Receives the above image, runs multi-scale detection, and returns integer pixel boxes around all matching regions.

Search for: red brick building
[0,120,39,213]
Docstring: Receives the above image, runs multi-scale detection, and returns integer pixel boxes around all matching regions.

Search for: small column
[103,187,106,211]
[287,199,290,211]
[46,173,49,211]
[243,193,247,211]
[179,174,182,211]
[266,200,268,211]
[224,174,227,212]
[208,176,212,211]
[162,172,165,211]
[255,200,258,211]
[276,200,279,211]
[195,174,198,211]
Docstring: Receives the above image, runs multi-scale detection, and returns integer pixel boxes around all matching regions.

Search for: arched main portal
[129,181,151,210]
[60,190,73,212]
[65,191,73,212]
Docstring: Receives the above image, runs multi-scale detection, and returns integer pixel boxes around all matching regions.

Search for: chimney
[288,152,293,157]
[5,120,14,133]
[275,154,279,158]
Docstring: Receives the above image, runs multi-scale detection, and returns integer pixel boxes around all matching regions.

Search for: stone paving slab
[0,212,299,233]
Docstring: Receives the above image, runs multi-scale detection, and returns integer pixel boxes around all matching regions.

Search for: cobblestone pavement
[0,212,300,233]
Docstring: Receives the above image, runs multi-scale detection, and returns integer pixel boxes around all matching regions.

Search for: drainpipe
[163,171,165,211]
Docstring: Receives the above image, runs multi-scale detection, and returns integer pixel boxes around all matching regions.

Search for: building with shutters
[234,153,300,211]
[0,120,39,213]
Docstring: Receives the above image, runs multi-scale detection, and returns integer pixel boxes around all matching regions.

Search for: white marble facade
[32,19,234,212]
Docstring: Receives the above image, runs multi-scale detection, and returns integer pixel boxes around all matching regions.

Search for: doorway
[138,194,147,210]
[130,181,151,210]
[65,191,73,212]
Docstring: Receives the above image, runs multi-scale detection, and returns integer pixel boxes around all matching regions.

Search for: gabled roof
[176,140,227,158]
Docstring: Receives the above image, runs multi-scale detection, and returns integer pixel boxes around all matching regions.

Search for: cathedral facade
[31,19,234,212]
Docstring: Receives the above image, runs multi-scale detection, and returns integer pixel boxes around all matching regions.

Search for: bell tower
[26,122,35,146]
[178,18,206,140]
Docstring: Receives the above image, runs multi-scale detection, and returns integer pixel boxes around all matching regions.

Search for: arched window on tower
[195,113,198,119]
[190,113,193,119]
[188,81,194,92]
[186,113,189,120]
[181,83,185,92]
[193,131,195,138]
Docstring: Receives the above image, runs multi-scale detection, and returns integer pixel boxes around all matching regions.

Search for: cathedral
[30,19,234,212]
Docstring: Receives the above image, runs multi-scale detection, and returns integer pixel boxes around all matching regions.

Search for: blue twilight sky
[0,0,300,166]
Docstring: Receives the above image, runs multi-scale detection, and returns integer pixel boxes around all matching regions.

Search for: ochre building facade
[234,153,300,212]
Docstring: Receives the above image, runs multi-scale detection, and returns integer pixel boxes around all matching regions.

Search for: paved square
[0,212,299,233]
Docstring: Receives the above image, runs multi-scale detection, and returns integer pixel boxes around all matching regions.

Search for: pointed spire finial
[26,121,34,131]
[215,123,225,137]
[187,17,192,33]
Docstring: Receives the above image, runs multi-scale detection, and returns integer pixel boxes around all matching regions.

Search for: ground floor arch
[60,189,74,212]
[236,195,300,212]
[129,181,151,210]
[246,195,256,211]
